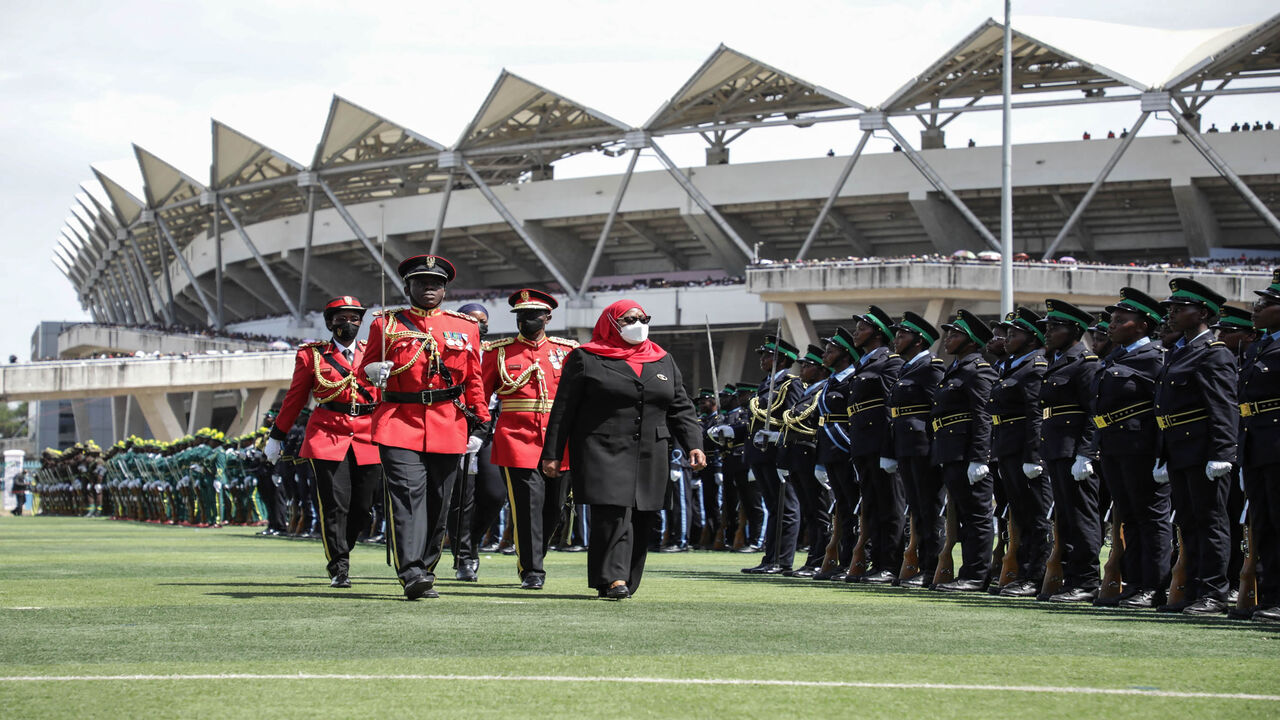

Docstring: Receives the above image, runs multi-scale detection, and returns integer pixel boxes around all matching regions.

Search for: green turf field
[0,516,1276,719]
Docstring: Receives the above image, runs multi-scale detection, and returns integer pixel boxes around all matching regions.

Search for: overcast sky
[1,0,1277,361]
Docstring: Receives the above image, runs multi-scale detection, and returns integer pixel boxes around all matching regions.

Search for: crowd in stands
[750,253,1278,274]
[448,275,746,302]
[71,321,288,345]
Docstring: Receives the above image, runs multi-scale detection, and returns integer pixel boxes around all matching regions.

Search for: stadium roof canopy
[313,95,448,206]
[212,121,307,225]
[645,44,864,135]
[1163,13,1280,90]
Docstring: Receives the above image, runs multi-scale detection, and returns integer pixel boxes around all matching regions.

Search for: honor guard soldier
[1090,311,1115,359]
[709,384,765,552]
[815,327,861,580]
[989,308,1051,597]
[1031,300,1099,601]
[480,288,578,590]
[886,312,946,588]
[1155,278,1239,615]
[931,309,998,592]
[360,255,489,600]
[693,388,725,550]
[779,344,834,576]
[266,296,381,588]
[1090,287,1169,608]
[847,306,906,584]
[1239,270,1280,622]
[742,335,803,575]
[1213,304,1256,609]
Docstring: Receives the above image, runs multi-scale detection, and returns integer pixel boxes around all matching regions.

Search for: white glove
[753,429,780,445]
[879,457,899,474]
[814,465,829,486]
[264,438,282,463]
[1152,462,1170,484]
[966,462,990,485]
[364,361,393,388]
[777,469,791,482]
[670,469,683,483]
[1070,455,1093,481]
[1205,460,1233,479]
[707,424,734,442]
[466,435,483,454]
[1022,463,1043,479]
[747,469,757,484]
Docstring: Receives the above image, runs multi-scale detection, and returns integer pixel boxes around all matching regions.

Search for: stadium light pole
[1000,0,1013,316]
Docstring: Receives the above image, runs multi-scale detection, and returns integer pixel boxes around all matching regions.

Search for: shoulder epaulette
[442,309,479,323]
[976,361,991,368]
[888,353,900,358]
[1083,354,1098,361]
[485,337,517,350]
[549,336,579,348]
[1033,360,1048,367]
[298,340,326,349]
[376,306,408,317]
[1209,341,1226,347]
[930,357,945,365]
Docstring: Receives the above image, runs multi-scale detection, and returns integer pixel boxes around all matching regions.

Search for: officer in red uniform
[265,296,381,589]
[480,288,578,589]
[359,255,489,600]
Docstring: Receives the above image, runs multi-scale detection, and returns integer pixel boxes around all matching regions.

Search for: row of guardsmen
[701,269,1280,621]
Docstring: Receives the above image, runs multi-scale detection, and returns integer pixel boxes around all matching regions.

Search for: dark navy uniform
[780,358,833,573]
[887,336,945,584]
[1240,272,1280,619]
[816,329,861,574]
[745,338,803,572]
[848,345,905,579]
[722,386,764,549]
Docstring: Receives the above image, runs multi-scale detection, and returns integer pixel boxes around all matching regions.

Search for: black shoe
[1049,587,1097,603]
[1157,598,1194,613]
[787,567,818,578]
[1183,597,1227,616]
[404,577,436,600]
[455,559,478,582]
[1093,593,1122,607]
[329,574,351,589]
[479,542,500,553]
[605,583,630,600]
[367,533,385,544]
[844,572,865,583]
[499,545,516,555]
[935,578,985,593]
[812,566,846,581]
[560,545,586,552]
[659,545,690,553]
[1118,589,1159,609]
[829,571,850,582]
[999,580,1039,598]
[1252,606,1280,623]
[520,575,544,590]
[734,544,762,554]
[1227,605,1258,620]
[899,574,927,589]
[754,563,787,575]
[1227,589,1240,605]
[861,570,897,585]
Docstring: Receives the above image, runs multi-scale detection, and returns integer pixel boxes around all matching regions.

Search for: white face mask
[619,321,649,345]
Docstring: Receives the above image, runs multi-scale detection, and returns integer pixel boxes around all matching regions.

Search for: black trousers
[1244,463,1280,606]
[997,453,1053,584]
[1046,458,1102,591]
[721,459,764,548]
[310,451,381,578]
[854,454,906,575]
[254,469,287,533]
[379,446,460,587]
[1099,454,1171,593]
[587,504,656,595]
[788,445,832,568]
[752,461,800,569]
[940,461,994,581]
[826,454,859,568]
[900,455,945,581]
[501,465,569,580]
[1170,465,1231,601]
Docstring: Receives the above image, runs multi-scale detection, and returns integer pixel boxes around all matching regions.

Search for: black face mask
[518,316,546,338]
[331,321,359,344]
[477,322,489,337]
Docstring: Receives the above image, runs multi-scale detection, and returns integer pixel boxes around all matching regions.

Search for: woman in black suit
[541,300,706,599]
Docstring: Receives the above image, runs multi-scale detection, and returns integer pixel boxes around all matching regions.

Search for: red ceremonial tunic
[359,306,489,454]
[272,339,381,465]
[480,335,577,469]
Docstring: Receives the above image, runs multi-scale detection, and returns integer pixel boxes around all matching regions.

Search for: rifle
[898,514,920,581]
[850,498,870,579]
[1038,505,1065,600]
[989,507,1008,590]
[1097,506,1126,603]
[932,499,958,586]
[1236,519,1258,614]
[998,512,1021,590]
[733,505,748,550]
[820,508,842,574]
[1166,522,1190,607]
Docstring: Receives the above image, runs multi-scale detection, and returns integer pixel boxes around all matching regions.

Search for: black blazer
[845,348,904,458]
[887,352,945,459]
[542,349,703,512]
[1089,342,1163,458]
[930,352,996,465]
[1239,334,1280,469]
[988,350,1047,463]
[1154,333,1238,471]
[1037,342,1097,462]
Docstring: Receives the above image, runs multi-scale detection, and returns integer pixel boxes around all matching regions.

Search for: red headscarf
[577,299,667,375]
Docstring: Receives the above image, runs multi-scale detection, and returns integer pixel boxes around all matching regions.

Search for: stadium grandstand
[20,12,1280,445]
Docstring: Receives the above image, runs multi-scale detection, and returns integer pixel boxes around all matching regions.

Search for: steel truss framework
[56,13,1280,326]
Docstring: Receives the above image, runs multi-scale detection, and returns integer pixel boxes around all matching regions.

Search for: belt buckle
[931,418,942,432]
[1042,408,1051,420]
[1240,403,1253,417]
[818,416,826,426]
[992,415,1002,426]
[1092,416,1108,429]
[1156,415,1170,430]
[890,408,900,418]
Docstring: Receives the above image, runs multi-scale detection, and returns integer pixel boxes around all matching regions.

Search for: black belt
[931,412,972,432]
[1092,401,1153,429]
[1241,397,1280,417]
[384,385,464,405]
[317,402,377,417]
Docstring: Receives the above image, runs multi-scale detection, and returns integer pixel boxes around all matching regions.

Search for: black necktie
[343,349,353,364]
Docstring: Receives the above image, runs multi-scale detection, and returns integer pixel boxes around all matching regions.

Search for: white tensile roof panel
[1163,13,1280,89]
[457,71,629,150]
[212,121,304,189]
[92,168,145,228]
[313,96,444,168]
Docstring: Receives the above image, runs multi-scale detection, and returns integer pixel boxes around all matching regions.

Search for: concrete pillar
[923,297,954,348]
[780,302,817,353]
[226,387,280,438]
[71,399,92,443]
[186,391,214,435]
[111,396,128,443]
[122,396,150,438]
[908,191,983,256]
[135,392,184,442]
[717,333,749,386]
[921,127,946,150]
[1171,180,1221,258]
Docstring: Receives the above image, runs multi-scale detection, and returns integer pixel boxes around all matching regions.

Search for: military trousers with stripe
[501,466,569,581]
[379,447,460,587]
[311,449,381,579]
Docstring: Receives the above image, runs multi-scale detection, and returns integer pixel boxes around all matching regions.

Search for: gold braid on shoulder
[782,394,820,437]
[310,347,356,403]
[494,345,547,402]
[748,378,790,424]
[383,313,441,378]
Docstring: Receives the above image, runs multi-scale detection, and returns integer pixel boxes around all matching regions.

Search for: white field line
[0,674,1275,701]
